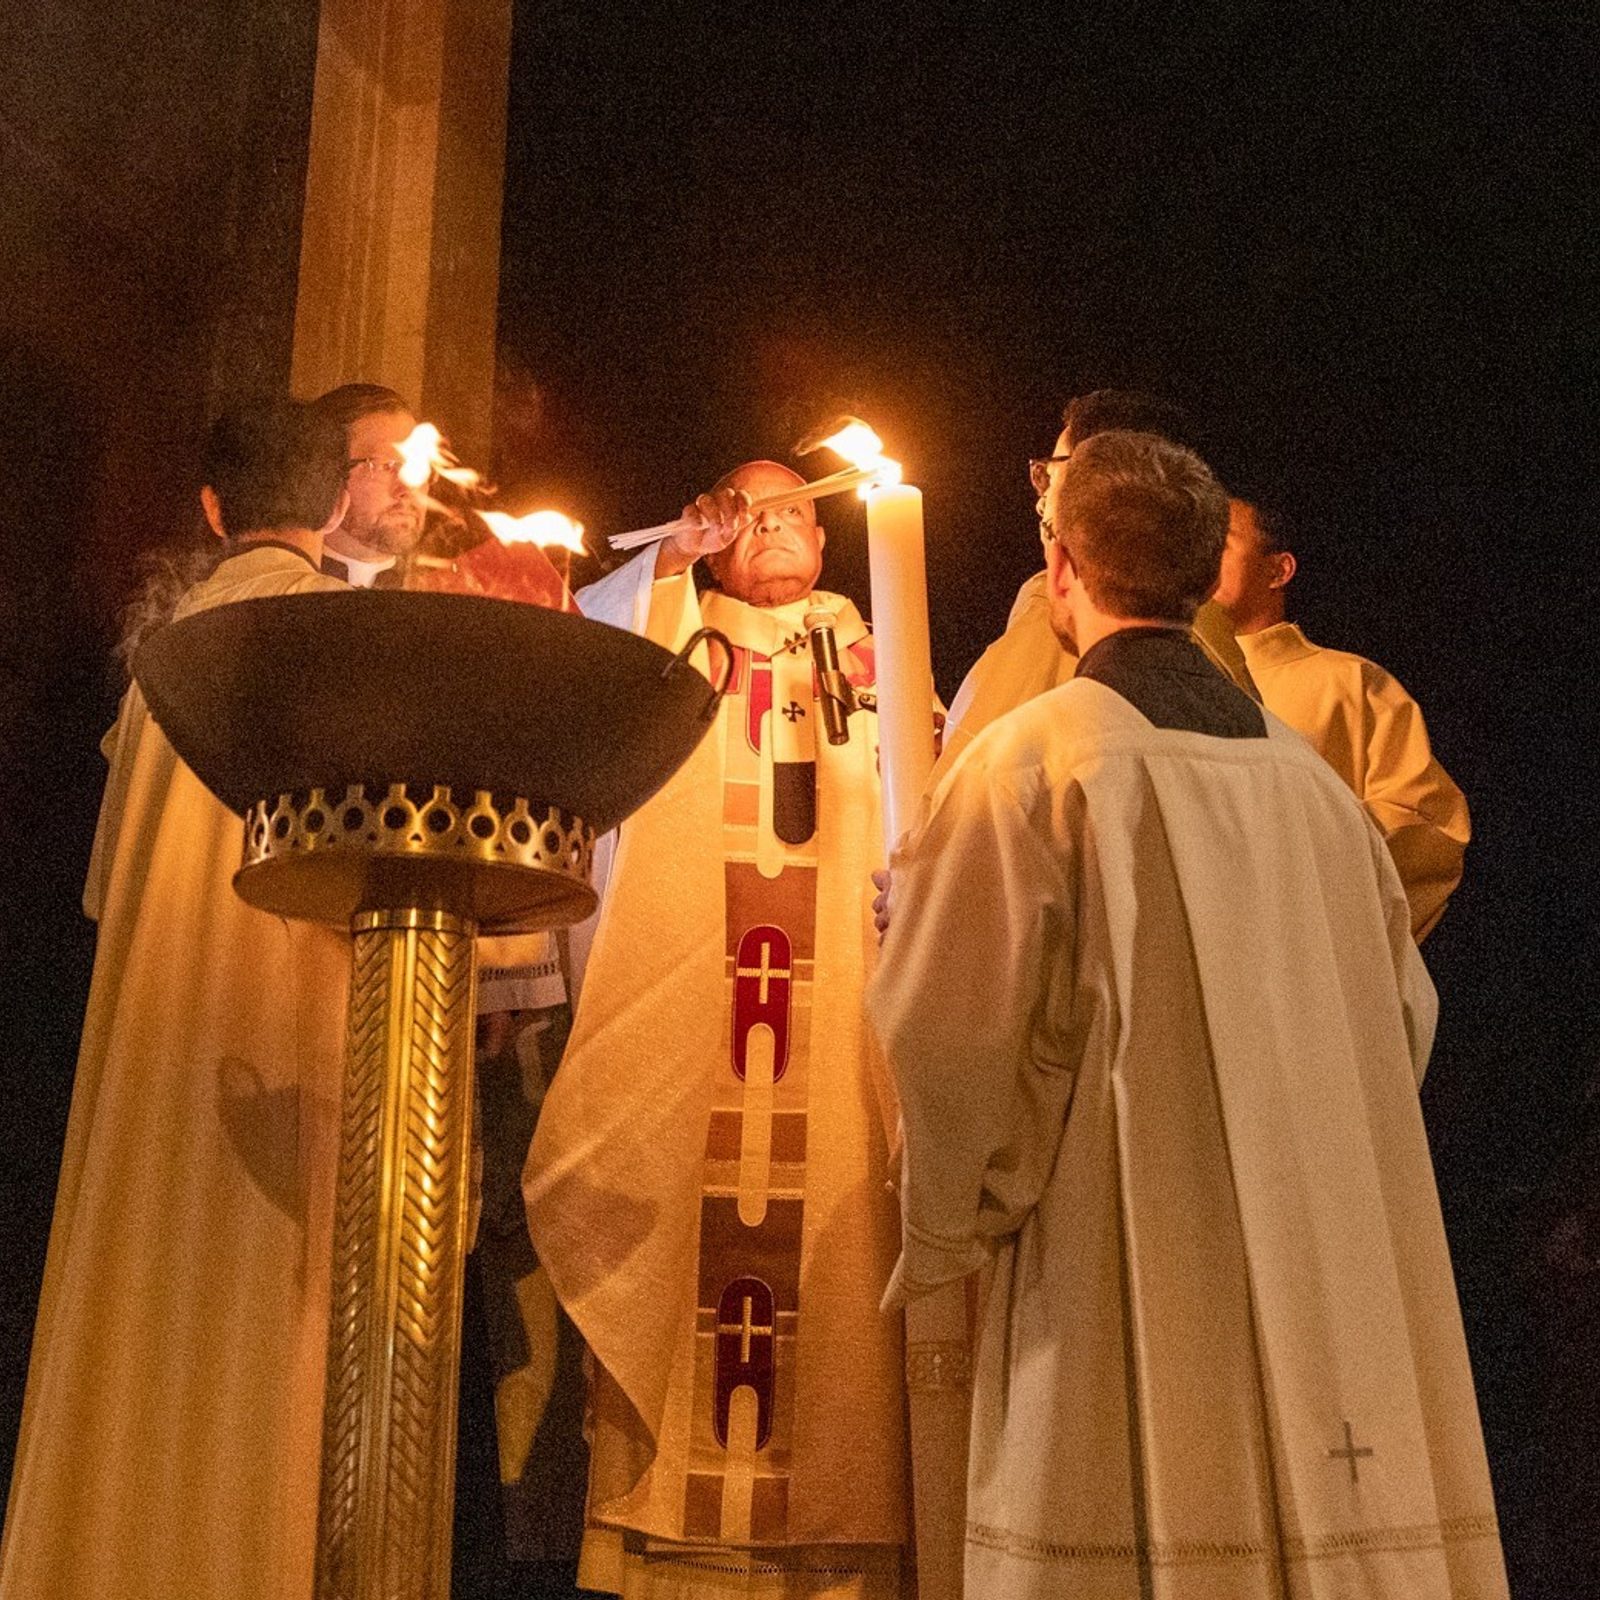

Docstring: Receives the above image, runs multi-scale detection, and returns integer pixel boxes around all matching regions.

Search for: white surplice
[868,674,1507,1599]
[2,547,350,1600]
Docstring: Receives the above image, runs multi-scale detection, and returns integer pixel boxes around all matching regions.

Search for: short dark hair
[1063,389,1192,452]
[308,382,413,436]
[202,400,347,537]
[1247,497,1293,556]
[1053,431,1229,623]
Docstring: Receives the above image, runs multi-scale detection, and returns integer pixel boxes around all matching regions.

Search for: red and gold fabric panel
[681,640,825,1546]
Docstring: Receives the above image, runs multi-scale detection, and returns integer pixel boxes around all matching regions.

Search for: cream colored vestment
[868,675,1507,1600]
[1,547,350,1600]
[526,550,910,1598]
[1238,621,1469,940]
[936,567,1254,781]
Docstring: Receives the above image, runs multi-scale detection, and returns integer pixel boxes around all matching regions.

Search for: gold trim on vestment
[966,1511,1504,1566]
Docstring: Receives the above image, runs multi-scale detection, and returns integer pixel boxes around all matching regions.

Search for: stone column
[290,0,512,463]
[205,0,325,414]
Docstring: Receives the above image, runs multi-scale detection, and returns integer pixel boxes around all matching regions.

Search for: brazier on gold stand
[137,593,727,1600]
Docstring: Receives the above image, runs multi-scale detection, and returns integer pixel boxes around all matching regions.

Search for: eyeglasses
[1028,454,1072,497]
[346,456,410,481]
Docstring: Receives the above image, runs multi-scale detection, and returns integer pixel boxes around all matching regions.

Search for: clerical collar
[321,550,397,588]
[221,539,320,572]
[1076,626,1266,739]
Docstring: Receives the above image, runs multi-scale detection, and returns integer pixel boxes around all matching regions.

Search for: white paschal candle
[869,479,970,1600]
[865,483,934,853]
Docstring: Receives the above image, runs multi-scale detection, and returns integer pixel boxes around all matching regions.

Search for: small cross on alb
[1328,1420,1375,1485]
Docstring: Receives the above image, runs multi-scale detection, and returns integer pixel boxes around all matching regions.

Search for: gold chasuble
[528,557,910,1599]
[1237,622,1470,940]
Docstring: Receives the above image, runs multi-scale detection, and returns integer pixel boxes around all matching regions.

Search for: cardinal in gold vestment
[526,465,912,1599]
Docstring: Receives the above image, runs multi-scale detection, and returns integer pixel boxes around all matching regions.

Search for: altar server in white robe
[1,402,351,1600]
[1213,495,1469,940]
[869,430,1507,1600]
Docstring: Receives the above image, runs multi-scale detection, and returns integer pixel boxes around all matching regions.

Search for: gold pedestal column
[236,781,600,1600]
[315,908,478,1600]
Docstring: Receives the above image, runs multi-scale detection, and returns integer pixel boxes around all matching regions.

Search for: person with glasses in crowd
[309,382,428,587]
[307,379,592,1572]
[935,389,1256,780]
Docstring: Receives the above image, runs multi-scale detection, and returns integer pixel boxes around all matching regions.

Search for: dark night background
[3,3,1596,1596]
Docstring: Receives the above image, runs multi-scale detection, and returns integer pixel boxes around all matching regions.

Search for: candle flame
[479,508,587,552]
[397,423,486,493]
[819,421,902,496]
[794,413,902,495]
[856,457,903,497]
[818,420,886,464]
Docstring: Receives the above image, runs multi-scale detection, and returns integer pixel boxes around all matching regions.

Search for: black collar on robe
[1075,625,1266,739]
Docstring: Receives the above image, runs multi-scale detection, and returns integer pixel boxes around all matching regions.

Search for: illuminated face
[1212,499,1277,616]
[335,409,427,559]
[706,461,826,608]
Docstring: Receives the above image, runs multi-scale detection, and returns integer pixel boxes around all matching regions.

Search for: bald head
[713,459,801,497]
[706,460,826,607]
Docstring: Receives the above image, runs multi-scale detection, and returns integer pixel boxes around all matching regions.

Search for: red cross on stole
[713,1276,777,1448]
[684,618,865,1543]
[732,925,792,1081]
[740,650,773,754]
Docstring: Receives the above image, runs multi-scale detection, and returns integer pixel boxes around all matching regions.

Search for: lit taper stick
[607,418,901,551]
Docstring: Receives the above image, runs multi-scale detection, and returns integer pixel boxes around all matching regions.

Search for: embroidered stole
[679,594,881,1542]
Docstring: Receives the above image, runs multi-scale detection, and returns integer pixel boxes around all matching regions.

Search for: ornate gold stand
[237,785,596,1600]
[316,909,478,1599]
[134,591,729,1600]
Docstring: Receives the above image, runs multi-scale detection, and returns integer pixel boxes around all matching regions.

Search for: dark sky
[493,4,1595,1570]
[497,3,1589,654]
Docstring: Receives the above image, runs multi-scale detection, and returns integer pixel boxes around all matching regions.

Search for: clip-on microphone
[805,606,856,746]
